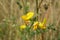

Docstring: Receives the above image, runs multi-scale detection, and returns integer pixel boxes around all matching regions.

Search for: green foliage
[16,0,22,9]
[58,33,60,40]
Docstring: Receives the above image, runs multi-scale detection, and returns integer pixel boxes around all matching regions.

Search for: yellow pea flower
[39,22,46,29]
[39,18,46,29]
[33,26,37,30]
[21,12,34,21]
[33,21,39,30]
[20,25,26,30]
[21,15,27,21]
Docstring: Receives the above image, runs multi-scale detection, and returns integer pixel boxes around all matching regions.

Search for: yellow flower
[33,26,37,30]
[20,25,26,30]
[39,22,46,29]
[21,12,34,21]
[39,18,46,29]
[21,15,27,20]
[42,18,46,24]
[33,21,39,30]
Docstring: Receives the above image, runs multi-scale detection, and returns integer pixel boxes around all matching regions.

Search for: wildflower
[21,12,34,21]
[33,21,39,30]
[33,26,37,30]
[39,18,46,29]
[20,25,26,30]
[39,22,46,29]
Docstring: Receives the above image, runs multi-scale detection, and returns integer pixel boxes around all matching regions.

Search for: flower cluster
[33,18,46,30]
[20,12,47,31]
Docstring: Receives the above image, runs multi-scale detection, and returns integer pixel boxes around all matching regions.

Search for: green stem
[41,32,44,40]
[36,0,38,21]
[36,0,38,14]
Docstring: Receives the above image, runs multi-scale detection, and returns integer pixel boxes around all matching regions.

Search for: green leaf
[36,29,41,34]
[24,6,29,14]
[29,31,35,38]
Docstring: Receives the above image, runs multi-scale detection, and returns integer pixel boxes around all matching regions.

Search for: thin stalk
[41,32,45,40]
[38,0,43,9]
[36,0,38,14]
[22,0,28,14]
[35,0,38,40]
[36,0,38,21]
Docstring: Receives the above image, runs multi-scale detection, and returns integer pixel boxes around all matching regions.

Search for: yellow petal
[42,26,46,29]
[42,18,46,24]
[39,22,46,29]
[26,12,34,20]
[33,26,37,30]
[33,21,39,26]
[39,22,44,27]
[21,15,27,20]
[20,25,26,30]
[21,12,34,21]
[33,21,39,30]
[39,18,46,29]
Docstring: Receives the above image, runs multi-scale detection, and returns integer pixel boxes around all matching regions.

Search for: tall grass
[0,0,60,40]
